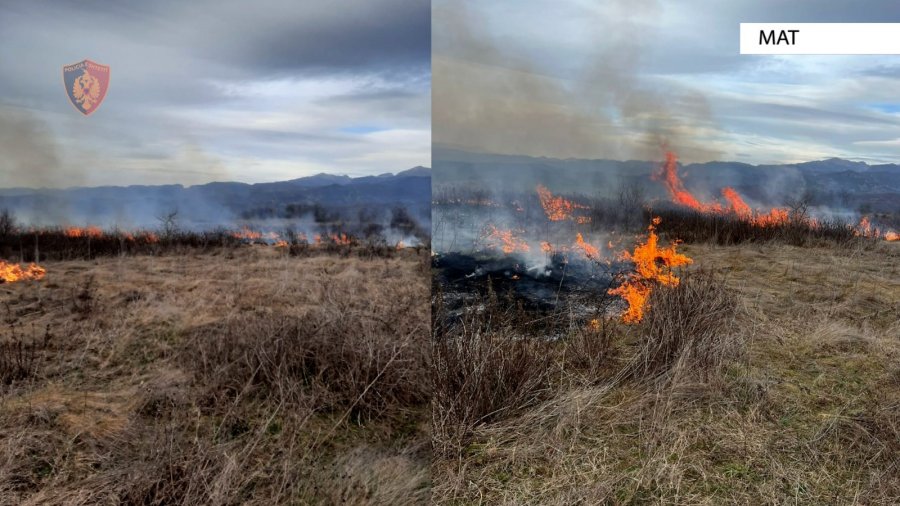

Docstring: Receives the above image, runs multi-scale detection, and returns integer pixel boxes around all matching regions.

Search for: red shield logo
[63,59,110,116]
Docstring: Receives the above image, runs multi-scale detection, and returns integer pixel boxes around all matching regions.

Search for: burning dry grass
[0,246,430,504]
[649,207,866,247]
[0,260,46,283]
[0,225,423,263]
[432,241,900,504]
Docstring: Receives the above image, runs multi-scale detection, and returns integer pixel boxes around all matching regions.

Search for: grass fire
[0,206,430,503]
[608,217,692,323]
[432,148,900,504]
[0,260,46,284]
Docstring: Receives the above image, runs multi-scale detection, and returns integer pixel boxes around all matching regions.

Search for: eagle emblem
[63,60,110,116]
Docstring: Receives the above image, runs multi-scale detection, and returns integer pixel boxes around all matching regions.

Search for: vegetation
[432,241,900,504]
[0,247,430,504]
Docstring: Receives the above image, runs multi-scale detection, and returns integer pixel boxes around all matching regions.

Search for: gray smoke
[432,0,722,163]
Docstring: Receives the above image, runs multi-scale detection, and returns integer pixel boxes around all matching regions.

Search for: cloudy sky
[0,0,430,188]
[434,0,900,165]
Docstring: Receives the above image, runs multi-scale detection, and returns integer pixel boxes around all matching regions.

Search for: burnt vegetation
[647,206,865,247]
[432,270,738,455]
[0,208,428,262]
[432,183,900,503]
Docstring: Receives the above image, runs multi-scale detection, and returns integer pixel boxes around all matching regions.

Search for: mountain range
[433,148,900,214]
[0,167,431,228]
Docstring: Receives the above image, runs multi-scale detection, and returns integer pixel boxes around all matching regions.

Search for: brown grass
[432,241,900,504]
[629,271,741,384]
[0,246,430,504]
[432,285,618,457]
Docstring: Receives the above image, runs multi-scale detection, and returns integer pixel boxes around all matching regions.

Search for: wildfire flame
[656,151,900,238]
[656,151,793,228]
[536,184,588,221]
[232,228,263,241]
[0,260,46,283]
[608,217,692,323]
[483,225,531,254]
[330,233,352,245]
[65,226,103,238]
[654,152,721,213]
[855,215,900,240]
[720,187,751,217]
[573,233,601,260]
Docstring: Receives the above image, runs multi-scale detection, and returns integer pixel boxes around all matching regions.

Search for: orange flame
[483,225,530,254]
[536,184,588,221]
[751,208,790,228]
[64,226,103,238]
[720,187,751,217]
[858,216,872,236]
[654,152,720,212]
[232,227,263,241]
[0,261,46,283]
[573,233,600,260]
[608,217,692,323]
[656,151,796,228]
[330,233,352,245]
[854,216,900,240]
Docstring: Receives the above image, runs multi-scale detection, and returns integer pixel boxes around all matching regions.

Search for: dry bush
[431,277,621,455]
[0,339,39,385]
[432,289,561,455]
[432,326,556,455]
[562,317,616,383]
[0,324,51,386]
[183,312,429,421]
[628,271,741,384]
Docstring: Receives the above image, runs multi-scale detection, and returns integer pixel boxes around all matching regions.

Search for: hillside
[433,147,900,214]
[0,168,432,229]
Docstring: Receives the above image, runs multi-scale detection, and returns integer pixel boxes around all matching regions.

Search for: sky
[0,0,430,188]
[433,0,900,165]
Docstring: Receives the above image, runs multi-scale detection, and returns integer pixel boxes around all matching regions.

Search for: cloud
[0,0,430,187]
[434,0,900,165]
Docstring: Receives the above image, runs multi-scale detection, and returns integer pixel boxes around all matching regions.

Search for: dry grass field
[433,240,900,504]
[0,247,430,505]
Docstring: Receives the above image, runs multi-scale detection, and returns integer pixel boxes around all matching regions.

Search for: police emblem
[63,60,110,116]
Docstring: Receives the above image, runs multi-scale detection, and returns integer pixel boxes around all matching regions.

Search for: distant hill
[433,147,900,214]
[0,168,431,228]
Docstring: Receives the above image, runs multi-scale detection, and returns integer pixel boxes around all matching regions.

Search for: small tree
[617,178,646,229]
[0,209,17,237]
[157,209,179,238]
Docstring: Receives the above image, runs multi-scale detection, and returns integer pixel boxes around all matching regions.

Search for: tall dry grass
[432,241,900,504]
[0,247,430,505]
